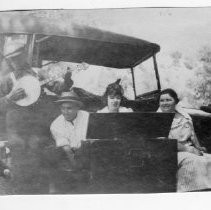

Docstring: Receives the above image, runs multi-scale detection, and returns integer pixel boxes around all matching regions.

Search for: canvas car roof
[0,12,160,68]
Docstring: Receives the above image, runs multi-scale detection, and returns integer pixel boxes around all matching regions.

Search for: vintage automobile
[0,13,211,194]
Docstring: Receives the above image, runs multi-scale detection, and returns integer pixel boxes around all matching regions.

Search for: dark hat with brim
[55,91,84,107]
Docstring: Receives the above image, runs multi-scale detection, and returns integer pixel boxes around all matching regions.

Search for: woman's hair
[104,79,124,98]
[159,88,180,104]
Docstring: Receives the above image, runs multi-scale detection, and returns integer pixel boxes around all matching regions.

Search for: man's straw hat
[55,91,83,107]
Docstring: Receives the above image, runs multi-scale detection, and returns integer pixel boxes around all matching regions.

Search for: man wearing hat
[50,91,89,169]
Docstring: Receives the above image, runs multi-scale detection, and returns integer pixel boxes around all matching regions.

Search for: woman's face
[159,93,177,113]
[107,94,121,112]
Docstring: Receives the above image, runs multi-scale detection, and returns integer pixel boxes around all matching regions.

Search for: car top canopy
[0,12,160,69]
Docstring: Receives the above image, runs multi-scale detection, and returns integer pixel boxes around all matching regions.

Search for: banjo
[10,71,65,106]
[10,63,88,106]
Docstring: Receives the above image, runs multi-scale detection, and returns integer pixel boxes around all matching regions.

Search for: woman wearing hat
[97,79,133,113]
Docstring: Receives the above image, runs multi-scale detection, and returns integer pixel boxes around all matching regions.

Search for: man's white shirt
[50,110,89,148]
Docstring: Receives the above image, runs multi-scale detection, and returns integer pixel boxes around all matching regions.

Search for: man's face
[60,102,80,121]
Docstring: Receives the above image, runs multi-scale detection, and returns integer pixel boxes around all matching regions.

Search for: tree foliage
[159,46,211,108]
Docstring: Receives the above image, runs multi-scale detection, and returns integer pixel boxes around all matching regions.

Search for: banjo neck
[39,71,67,86]
[10,71,65,91]
[39,76,62,86]
[11,62,87,87]
[40,63,87,86]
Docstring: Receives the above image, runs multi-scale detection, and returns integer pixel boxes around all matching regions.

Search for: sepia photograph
[0,6,211,198]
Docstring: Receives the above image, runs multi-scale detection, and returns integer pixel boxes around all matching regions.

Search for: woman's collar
[175,105,192,120]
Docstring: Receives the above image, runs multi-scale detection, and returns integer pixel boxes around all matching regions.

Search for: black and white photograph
[1,6,211,199]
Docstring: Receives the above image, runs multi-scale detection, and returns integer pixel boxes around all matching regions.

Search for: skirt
[177,151,211,192]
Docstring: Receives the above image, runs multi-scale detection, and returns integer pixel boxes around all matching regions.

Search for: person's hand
[186,146,203,156]
[6,88,26,102]
[197,146,207,153]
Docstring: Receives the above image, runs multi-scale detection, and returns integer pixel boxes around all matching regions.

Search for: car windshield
[134,59,158,96]
[38,61,134,99]
[38,58,158,100]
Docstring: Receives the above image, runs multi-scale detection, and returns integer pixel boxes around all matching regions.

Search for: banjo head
[13,75,41,106]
